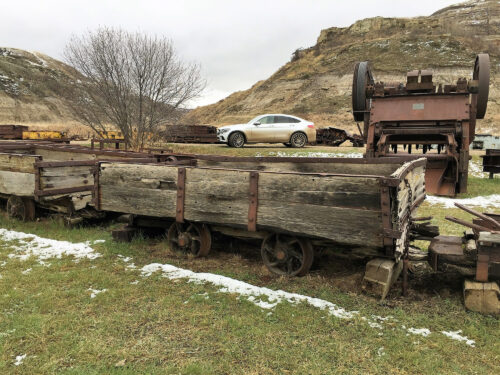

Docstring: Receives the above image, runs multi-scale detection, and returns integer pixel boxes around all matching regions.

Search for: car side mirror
[253,122,261,126]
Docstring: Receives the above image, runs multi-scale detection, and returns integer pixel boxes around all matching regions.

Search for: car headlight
[219,128,230,134]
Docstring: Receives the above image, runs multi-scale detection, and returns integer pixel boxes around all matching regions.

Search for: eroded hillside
[0,48,82,124]
[186,0,500,134]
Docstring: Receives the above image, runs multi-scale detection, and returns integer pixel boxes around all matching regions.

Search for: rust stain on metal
[248,171,259,232]
[93,163,101,210]
[379,183,394,256]
[176,168,186,223]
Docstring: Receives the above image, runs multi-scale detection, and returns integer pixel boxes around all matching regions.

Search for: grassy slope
[0,145,499,374]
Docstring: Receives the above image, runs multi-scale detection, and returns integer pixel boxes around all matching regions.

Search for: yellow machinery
[98,131,124,140]
[22,131,67,140]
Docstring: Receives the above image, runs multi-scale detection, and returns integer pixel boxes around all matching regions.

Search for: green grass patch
[0,210,499,374]
[0,147,498,374]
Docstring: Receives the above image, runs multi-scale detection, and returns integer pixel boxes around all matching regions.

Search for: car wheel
[228,132,245,148]
[290,132,307,148]
[283,143,292,147]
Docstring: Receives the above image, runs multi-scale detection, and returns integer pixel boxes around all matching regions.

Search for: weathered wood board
[33,148,97,161]
[0,170,35,196]
[40,165,94,191]
[0,153,38,173]
[99,163,178,218]
[196,159,399,176]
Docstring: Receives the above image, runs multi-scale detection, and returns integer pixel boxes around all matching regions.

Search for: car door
[249,116,276,142]
[273,116,298,142]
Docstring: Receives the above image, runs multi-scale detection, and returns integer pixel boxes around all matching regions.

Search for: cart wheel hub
[178,233,190,247]
[276,250,287,261]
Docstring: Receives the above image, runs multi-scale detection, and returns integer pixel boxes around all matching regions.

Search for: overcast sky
[0,0,459,107]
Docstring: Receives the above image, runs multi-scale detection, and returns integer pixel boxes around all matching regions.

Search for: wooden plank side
[99,185,177,217]
[0,153,38,173]
[0,171,34,196]
[197,159,398,176]
[258,203,383,247]
[99,163,178,189]
[185,168,381,208]
[40,166,95,177]
[40,175,94,190]
[258,173,381,210]
[99,163,178,216]
[184,168,249,226]
[184,168,383,245]
[39,165,95,191]
[33,149,96,161]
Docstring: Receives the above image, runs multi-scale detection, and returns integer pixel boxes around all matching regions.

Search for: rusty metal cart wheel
[352,61,374,122]
[167,222,211,257]
[261,233,314,276]
[473,53,490,120]
[6,196,36,221]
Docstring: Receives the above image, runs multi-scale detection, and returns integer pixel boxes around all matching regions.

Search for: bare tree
[64,27,205,148]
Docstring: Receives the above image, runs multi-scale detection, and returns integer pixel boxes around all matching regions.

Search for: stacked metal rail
[160,125,219,143]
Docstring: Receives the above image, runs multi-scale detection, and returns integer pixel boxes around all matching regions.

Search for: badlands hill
[185,0,500,134]
[0,48,82,125]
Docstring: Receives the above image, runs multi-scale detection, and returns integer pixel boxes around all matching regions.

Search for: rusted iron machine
[315,127,364,147]
[352,54,490,196]
[428,203,499,314]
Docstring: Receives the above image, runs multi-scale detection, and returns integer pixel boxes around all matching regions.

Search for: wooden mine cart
[97,156,426,283]
[0,142,159,222]
[352,54,490,196]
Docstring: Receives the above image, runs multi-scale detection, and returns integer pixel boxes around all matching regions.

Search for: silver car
[217,114,316,148]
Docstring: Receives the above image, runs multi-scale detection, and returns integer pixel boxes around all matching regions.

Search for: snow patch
[263,151,364,158]
[88,288,107,299]
[368,321,384,329]
[425,194,500,208]
[407,327,431,337]
[1,228,102,262]
[469,160,493,178]
[14,354,26,366]
[21,268,32,275]
[141,263,355,319]
[441,330,475,347]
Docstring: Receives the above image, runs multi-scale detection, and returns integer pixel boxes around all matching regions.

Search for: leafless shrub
[291,48,304,62]
[63,27,205,148]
